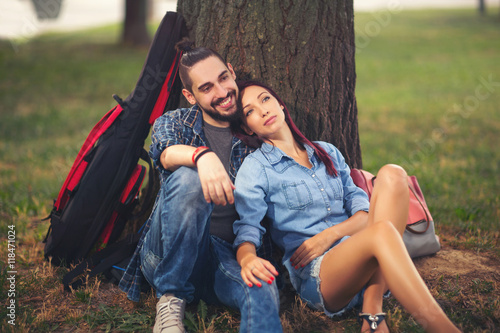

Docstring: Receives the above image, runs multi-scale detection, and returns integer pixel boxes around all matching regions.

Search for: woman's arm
[290,210,368,268]
[237,242,279,288]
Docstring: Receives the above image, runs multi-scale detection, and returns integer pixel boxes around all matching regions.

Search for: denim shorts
[284,236,365,317]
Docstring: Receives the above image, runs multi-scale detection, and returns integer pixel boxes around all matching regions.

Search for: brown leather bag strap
[406,181,431,234]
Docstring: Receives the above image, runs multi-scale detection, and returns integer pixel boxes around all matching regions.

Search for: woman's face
[240,85,286,139]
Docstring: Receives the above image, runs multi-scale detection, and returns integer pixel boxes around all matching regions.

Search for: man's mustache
[212,91,235,107]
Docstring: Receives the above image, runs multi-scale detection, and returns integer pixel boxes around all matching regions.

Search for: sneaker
[153,294,186,333]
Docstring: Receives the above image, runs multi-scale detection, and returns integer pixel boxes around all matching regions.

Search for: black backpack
[43,12,187,289]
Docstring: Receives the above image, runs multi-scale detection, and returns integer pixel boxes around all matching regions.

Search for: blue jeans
[139,167,282,333]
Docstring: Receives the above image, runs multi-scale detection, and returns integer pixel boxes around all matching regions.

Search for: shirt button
[327,208,331,211]
[321,188,324,191]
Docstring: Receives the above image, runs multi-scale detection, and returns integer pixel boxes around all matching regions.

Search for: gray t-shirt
[203,122,240,243]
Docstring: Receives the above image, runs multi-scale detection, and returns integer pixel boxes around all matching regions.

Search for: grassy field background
[0,8,499,332]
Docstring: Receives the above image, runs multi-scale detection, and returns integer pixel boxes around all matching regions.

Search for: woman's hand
[290,228,341,269]
[240,255,279,288]
[237,242,278,288]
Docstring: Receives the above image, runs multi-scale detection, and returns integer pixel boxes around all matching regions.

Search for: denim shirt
[233,141,370,264]
[119,105,254,302]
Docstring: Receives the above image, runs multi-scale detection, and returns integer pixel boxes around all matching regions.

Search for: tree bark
[478,0,486,15]
[177,0,362,168]
[122,0,151,47]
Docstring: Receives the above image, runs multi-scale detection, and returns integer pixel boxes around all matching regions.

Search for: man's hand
[196,152,235,205]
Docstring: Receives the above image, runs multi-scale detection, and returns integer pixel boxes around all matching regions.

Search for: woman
[231,80,460,332]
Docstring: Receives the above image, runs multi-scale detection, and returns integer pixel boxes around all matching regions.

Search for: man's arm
[160,145,235,206]
[160,144,198,171]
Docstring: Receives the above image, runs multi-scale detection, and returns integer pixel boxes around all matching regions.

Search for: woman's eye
[245,109,253,117]
[262,96,270,103]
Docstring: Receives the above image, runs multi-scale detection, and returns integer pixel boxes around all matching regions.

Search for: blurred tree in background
[122,0,150,46]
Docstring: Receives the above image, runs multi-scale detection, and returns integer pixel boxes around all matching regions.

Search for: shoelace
[157,297,184,328]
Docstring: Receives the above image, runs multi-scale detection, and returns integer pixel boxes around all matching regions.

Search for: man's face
[182,56,239,126]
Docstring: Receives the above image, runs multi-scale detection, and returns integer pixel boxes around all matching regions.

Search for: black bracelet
[194,148,213,164]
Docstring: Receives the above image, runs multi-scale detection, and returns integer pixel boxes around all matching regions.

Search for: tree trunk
[122,0,151,47]
[478,0,486,15]
[177,0,362,168]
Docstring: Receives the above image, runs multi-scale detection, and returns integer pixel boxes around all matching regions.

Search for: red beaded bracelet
[192,146,209,164]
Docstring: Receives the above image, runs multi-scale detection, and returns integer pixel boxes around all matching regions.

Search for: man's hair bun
[175,38,195,53]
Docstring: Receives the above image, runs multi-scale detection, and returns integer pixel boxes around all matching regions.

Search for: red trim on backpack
[95,164,147,251]
[54,105,124,211]
[149,51,182,125]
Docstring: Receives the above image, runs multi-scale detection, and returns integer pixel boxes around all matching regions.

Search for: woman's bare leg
[318,164,460,332]
[367,164,409,234]
[361,164,409,332]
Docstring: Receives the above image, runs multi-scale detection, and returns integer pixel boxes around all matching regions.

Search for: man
[119,41,282,333]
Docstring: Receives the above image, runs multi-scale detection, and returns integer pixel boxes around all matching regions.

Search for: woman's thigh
[319,221,395,312]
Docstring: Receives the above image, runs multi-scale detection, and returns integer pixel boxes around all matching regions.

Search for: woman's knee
[376,164,408,189]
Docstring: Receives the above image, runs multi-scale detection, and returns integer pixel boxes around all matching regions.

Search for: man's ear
[227,63,237,80]
[182,88,197,105]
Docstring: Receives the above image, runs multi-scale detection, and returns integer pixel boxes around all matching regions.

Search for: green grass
[0,7,499,332]
[355,9,500,243]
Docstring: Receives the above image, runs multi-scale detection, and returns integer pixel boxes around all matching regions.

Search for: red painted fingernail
[270,276,275,281]
[257,283,262,288]
[248,283,253,287]
[267,280,272,284]
[301,264,305,268]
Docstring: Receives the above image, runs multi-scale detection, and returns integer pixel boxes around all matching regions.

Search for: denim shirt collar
[260,142,316,171]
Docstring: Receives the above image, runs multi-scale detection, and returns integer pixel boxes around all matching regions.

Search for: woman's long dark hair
[231,80,337,176]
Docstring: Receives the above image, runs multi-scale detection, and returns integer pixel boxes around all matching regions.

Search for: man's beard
[201,91,240,123]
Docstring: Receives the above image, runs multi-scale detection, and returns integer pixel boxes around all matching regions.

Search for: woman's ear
[280,105,284,109]
[242,124,254,136]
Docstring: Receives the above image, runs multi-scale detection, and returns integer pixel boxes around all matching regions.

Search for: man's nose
[214,83,228,98]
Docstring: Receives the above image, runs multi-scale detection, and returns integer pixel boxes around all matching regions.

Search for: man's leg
[211,237,283,333]
[140,166,213,301]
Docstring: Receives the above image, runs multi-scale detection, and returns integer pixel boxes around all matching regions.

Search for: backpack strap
[131,149,157,220]
[62,233,140,291]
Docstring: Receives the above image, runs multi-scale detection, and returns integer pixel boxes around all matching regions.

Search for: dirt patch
[414,245,500,281]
